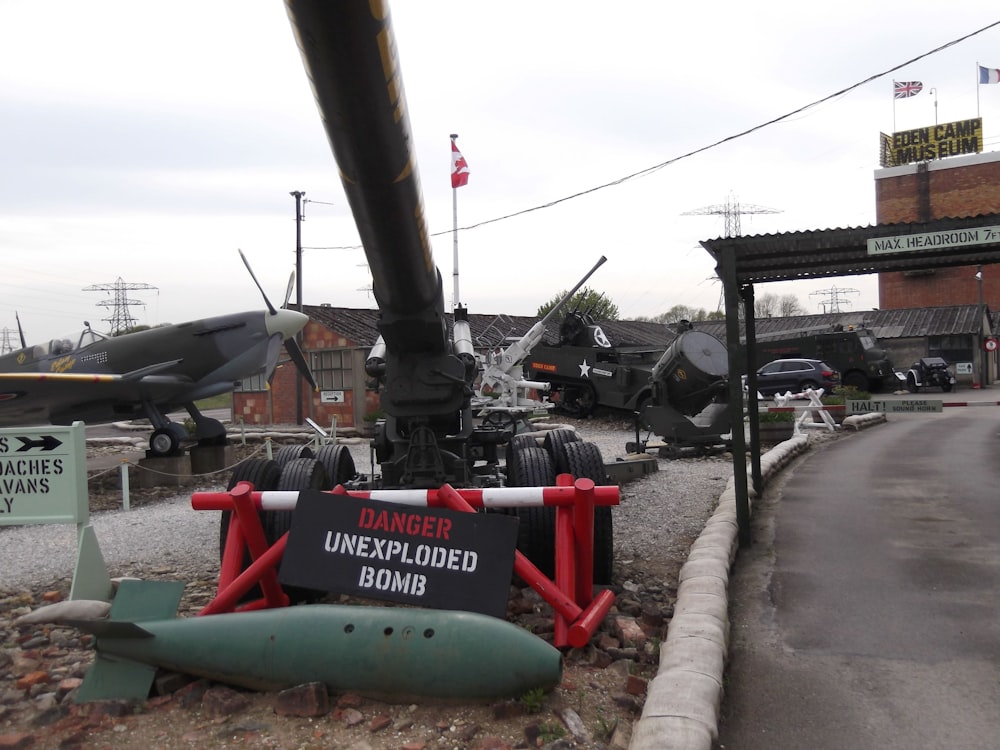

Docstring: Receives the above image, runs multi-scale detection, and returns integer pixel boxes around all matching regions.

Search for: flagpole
[450,133,461,309]
[977,62,981,118]
[892,80,897,132]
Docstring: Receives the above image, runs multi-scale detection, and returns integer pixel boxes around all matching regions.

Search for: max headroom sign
[279,492,519,618]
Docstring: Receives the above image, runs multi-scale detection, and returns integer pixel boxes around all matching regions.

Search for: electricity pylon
[683,192,782,238]
[810,285,859,313]
[685,193,782,311]
[83,278,158,335]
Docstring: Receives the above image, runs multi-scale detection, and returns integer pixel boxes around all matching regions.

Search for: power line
[298,20,1000,254]
[448,19,1000,235]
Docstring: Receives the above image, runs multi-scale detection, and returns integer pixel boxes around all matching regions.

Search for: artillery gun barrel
[285,0,443,351]
[537,256,607,330]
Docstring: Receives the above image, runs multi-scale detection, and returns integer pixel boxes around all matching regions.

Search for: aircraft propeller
[14,312,26,350]
[239,249,317,390]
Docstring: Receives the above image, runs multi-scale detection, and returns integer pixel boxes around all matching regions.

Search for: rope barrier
[86,442,270,510]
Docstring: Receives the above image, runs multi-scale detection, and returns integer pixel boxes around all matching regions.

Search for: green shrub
[822,384,870,405]
[756,410,795,423]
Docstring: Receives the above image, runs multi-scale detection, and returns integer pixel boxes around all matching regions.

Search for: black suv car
[750,358,841,397]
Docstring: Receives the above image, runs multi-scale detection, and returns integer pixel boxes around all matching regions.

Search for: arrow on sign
[16,435,63,452]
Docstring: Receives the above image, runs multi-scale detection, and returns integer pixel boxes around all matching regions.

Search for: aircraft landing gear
[186,403,228,447]
[148,422,189,458]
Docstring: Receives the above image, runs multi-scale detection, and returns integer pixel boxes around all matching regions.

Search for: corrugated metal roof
[303,304,984,349]
[693,304,984,344]
[702,213,1000,284]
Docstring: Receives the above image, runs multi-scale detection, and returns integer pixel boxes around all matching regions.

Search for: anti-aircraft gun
[273,0,613,577]
[475,256,607,428]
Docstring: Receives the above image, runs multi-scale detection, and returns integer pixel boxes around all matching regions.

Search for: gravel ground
[0,418,730,594]
[0,415,742,749]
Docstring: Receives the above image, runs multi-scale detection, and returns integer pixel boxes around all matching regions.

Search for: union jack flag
[893,80,923,99]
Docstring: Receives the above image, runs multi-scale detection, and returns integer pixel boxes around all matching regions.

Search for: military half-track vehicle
[526,311,664,417]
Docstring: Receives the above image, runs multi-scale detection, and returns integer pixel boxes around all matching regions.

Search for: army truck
[754,325,895,392]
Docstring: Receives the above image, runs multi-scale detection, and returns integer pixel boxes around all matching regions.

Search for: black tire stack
[505,430,614,584]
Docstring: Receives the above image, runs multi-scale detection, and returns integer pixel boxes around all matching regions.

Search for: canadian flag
[451,138,470,188]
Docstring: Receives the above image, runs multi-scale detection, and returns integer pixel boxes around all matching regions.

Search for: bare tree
[754,292,804,318]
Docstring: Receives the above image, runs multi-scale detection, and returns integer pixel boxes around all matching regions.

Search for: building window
[235,372,269,392]
[312,349,354,390]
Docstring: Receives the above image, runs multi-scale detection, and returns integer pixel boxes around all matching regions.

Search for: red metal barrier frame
[195,480,618,648]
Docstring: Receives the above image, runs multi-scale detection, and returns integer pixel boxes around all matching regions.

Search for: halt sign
[0,422,88,525]
[848,399,943,414]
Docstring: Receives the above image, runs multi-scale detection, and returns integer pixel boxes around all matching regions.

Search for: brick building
[876,150,1000,309]
[874,150,1000,383]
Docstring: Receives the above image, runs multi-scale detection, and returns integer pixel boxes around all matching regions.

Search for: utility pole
[82,278,158,334]
[977,265,987,387]
[290,190,306,425]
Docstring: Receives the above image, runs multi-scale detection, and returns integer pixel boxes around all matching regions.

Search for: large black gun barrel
[284,0,444,353]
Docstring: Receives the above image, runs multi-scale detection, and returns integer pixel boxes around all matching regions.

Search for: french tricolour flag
[979,65,1000,85]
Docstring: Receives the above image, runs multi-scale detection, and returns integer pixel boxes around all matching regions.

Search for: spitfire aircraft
[0,253,315,457]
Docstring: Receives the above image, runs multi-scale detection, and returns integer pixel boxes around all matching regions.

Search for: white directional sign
[867,225,1000,255]
[0,422,88,525]
[848,399,943,414]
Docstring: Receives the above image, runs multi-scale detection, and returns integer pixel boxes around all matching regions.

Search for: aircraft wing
[0,369,197,426]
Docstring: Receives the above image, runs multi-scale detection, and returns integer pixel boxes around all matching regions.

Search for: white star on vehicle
[578,359,591,377]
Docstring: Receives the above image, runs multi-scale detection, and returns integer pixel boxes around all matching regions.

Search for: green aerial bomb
[74,580,562,703]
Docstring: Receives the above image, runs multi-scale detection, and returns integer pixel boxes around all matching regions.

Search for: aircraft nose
[266,308,309,339]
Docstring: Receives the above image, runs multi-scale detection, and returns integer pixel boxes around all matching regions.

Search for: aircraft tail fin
[74,579,185,703]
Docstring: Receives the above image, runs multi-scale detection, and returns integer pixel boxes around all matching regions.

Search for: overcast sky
[3,2,1000,345]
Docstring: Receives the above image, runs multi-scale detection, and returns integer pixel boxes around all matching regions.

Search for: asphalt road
[715,400,1000,749]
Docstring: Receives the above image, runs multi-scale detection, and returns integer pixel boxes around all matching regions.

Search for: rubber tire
[907,373,918,393]
[314,444,356,489]
[221,459,282,545]
[542,428,581,476]
[843,371,868,391]
[273,444,314,467]
[148,428,180,458]
[799,380,819,393]
[562,441,614,584]
[504,433,539,484]
[510,446,557,579]
[226,458,282,492]
[575,384,598,418]
[219,458,283,602]
[274,458,330,603]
